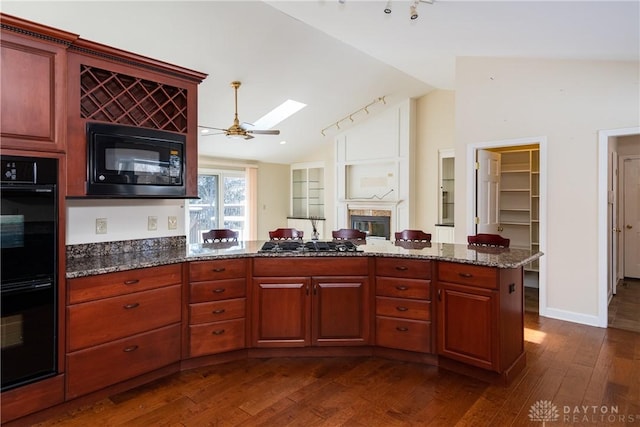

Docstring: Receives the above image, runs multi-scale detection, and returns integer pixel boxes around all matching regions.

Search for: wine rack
[80,65,187,133]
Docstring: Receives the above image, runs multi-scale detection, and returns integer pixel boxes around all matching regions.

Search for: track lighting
[384,0,392,14]
[320,96,386,137]
[410,0,419,19]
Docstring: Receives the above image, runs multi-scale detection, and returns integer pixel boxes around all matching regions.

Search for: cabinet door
[252,277,311,347]
[437,282,498,371]
[1,31,68,152]
[312,276,370,346]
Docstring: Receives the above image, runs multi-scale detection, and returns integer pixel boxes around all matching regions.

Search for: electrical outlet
[96,218,107,234]
[168,216,177,230]
[148,216,158,231]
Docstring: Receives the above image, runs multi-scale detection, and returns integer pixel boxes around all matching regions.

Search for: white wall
[454,57,640,325]
[256,162,290,239]
[415,90,456,232]
[66,199,185,245]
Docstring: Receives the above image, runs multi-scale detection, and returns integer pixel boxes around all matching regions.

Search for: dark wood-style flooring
[24,312,640,427]
[609,278,640,334]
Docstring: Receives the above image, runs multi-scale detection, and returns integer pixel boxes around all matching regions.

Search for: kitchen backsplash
[67,236,186,259]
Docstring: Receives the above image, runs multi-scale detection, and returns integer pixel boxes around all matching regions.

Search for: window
[188,170,247,243]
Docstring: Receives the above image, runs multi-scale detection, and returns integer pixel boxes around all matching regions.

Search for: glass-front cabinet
[292,166,324,218]
[289,162,325,238]
[438,149,455,226]
[435,149,455,243]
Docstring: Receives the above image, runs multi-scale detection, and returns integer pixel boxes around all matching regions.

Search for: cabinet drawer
[66,324,181,399]
[376,258,431,279]
[189,318,245,357]
[253,257,369,277]
[376,317,431,353]
[438,262,498,289]
[68,264,182,304]
[190,278,246,303]
[68,285,181,351]
[190,298,246,324]
[376,277,430,300]
[189,259,247,282]
[376,296,431,321]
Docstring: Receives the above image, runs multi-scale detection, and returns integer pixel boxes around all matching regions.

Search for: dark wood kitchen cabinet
[375,258,433,354]
[188,259,248,357]
[252,257,371,347]
[65,38,206,197]
[65,264,182,399]
[436,261,524,376]
[0,14,77,153]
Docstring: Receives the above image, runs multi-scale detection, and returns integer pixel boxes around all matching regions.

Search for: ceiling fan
[199,81,280,140]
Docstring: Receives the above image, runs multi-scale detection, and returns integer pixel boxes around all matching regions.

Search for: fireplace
[350,215,391,240]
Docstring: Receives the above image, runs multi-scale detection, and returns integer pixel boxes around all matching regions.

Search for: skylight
[250,99,306,129]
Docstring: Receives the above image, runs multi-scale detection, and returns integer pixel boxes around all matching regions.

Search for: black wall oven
[1,155,58,391]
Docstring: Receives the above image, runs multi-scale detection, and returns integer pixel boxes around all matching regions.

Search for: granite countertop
[66,239,543,279]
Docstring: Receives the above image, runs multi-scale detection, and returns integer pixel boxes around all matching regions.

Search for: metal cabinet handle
[212,308,226,314]
[438,289,442,301]
[396,306,409,312]
[459,272,473,278]
[212,329,225,335]
[212,267,226,272]
[123,302,139,309]
[395,266,408,271]
[123,345,138,352]
[395,285,408,291]
[213,288,225,293]
[124,279,139,285]
[396,327,409,332]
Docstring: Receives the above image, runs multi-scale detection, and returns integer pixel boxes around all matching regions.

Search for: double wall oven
[1,155,58,391]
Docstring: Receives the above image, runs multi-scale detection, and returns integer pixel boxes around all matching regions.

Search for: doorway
[598,127,640,329]
[468,136,547,315]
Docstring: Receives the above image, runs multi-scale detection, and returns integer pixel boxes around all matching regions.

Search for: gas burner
[258,241,362,253]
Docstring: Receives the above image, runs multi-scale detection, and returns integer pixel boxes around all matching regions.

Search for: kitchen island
[5,239,541,424]
[66,238,540,278]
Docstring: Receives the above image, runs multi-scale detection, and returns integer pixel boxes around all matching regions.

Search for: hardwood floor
[22,312,640,427]
[608,278,640,334]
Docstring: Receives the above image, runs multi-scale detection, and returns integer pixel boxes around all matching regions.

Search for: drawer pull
[395,266,408,271]
[212,267,226,272]
[395,285,409,291]
[396,306,409,312]
[459,272,473,278]
[124,279,139,285]
[123,303,140,309]
[212,329,225,335]
[213,288,226,293]
[123,345,138,353]
[396,327,409,332]
[212,309,226,314]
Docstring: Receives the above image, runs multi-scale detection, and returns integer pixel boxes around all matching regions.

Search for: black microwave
[87,123,186,197]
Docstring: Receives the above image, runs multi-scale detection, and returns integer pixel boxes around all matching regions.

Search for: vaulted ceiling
[3,1,639,164]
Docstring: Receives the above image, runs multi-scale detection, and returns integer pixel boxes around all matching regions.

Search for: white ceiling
[3,1,639,164]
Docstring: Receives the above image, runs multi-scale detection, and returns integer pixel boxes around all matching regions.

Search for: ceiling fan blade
[247,129,280,135]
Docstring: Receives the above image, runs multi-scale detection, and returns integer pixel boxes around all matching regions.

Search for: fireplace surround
[350,214,391,240]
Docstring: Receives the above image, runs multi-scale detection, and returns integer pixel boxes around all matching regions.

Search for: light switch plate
[96,218,107,234]
[168,216,177,230]
[148,216,158,231]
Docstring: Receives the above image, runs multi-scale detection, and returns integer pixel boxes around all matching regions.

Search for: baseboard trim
[542,307,604,328]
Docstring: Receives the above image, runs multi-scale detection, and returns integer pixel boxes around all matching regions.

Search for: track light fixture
[339,0,434,19]
[410,0,420,19]
[320,96,386,137]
